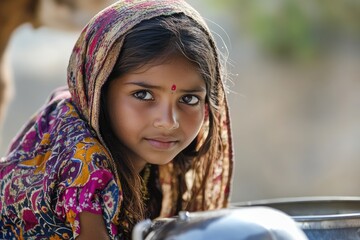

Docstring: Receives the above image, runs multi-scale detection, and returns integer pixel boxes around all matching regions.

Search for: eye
[179,95,200,105]
[133,90,154,101]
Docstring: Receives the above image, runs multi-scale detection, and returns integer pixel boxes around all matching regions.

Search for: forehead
[126,56,205,86]
[141,52,201,73]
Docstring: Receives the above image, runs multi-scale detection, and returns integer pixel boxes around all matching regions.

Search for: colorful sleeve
[55,139,122,238]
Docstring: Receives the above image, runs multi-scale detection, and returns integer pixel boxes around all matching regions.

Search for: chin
[148,156,176,166]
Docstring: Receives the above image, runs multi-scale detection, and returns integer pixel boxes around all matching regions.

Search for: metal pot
[133,206,308,240]
[233,196,360,240]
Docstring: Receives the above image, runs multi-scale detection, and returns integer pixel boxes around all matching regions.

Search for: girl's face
[107,56,207,172]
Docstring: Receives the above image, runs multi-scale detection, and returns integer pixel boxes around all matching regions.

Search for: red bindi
[171,84,177,91]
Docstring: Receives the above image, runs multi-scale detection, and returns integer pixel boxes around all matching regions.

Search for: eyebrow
[125,81,207,93]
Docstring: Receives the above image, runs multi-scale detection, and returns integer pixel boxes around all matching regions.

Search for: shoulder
[56,137,122,238]
[57,136,115,191]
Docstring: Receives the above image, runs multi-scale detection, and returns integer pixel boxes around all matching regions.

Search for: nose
[153,103,179,130]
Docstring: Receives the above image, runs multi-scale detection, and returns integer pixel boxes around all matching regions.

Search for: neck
[135,161,147,174]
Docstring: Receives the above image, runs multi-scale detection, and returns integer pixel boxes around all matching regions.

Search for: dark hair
[99,13,223,233]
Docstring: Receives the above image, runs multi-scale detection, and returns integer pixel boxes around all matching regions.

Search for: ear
[204,103,209,121]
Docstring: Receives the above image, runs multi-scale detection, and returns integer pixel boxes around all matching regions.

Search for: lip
[145,137,178,150]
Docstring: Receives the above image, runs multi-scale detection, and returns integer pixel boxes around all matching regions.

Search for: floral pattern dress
[0,96,122,239]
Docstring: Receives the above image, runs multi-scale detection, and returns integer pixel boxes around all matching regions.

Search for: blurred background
[1,0,360,203]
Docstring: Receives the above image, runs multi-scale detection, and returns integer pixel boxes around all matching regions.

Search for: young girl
[0,0,233,239]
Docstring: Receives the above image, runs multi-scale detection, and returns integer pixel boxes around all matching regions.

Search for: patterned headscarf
[67,0,233,216]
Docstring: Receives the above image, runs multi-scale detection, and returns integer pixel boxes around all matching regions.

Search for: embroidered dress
[0,89,121,239]
[0,0,233,239]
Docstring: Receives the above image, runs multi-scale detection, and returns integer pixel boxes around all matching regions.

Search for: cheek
[109,103,143,138]
[182,107,205,136]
